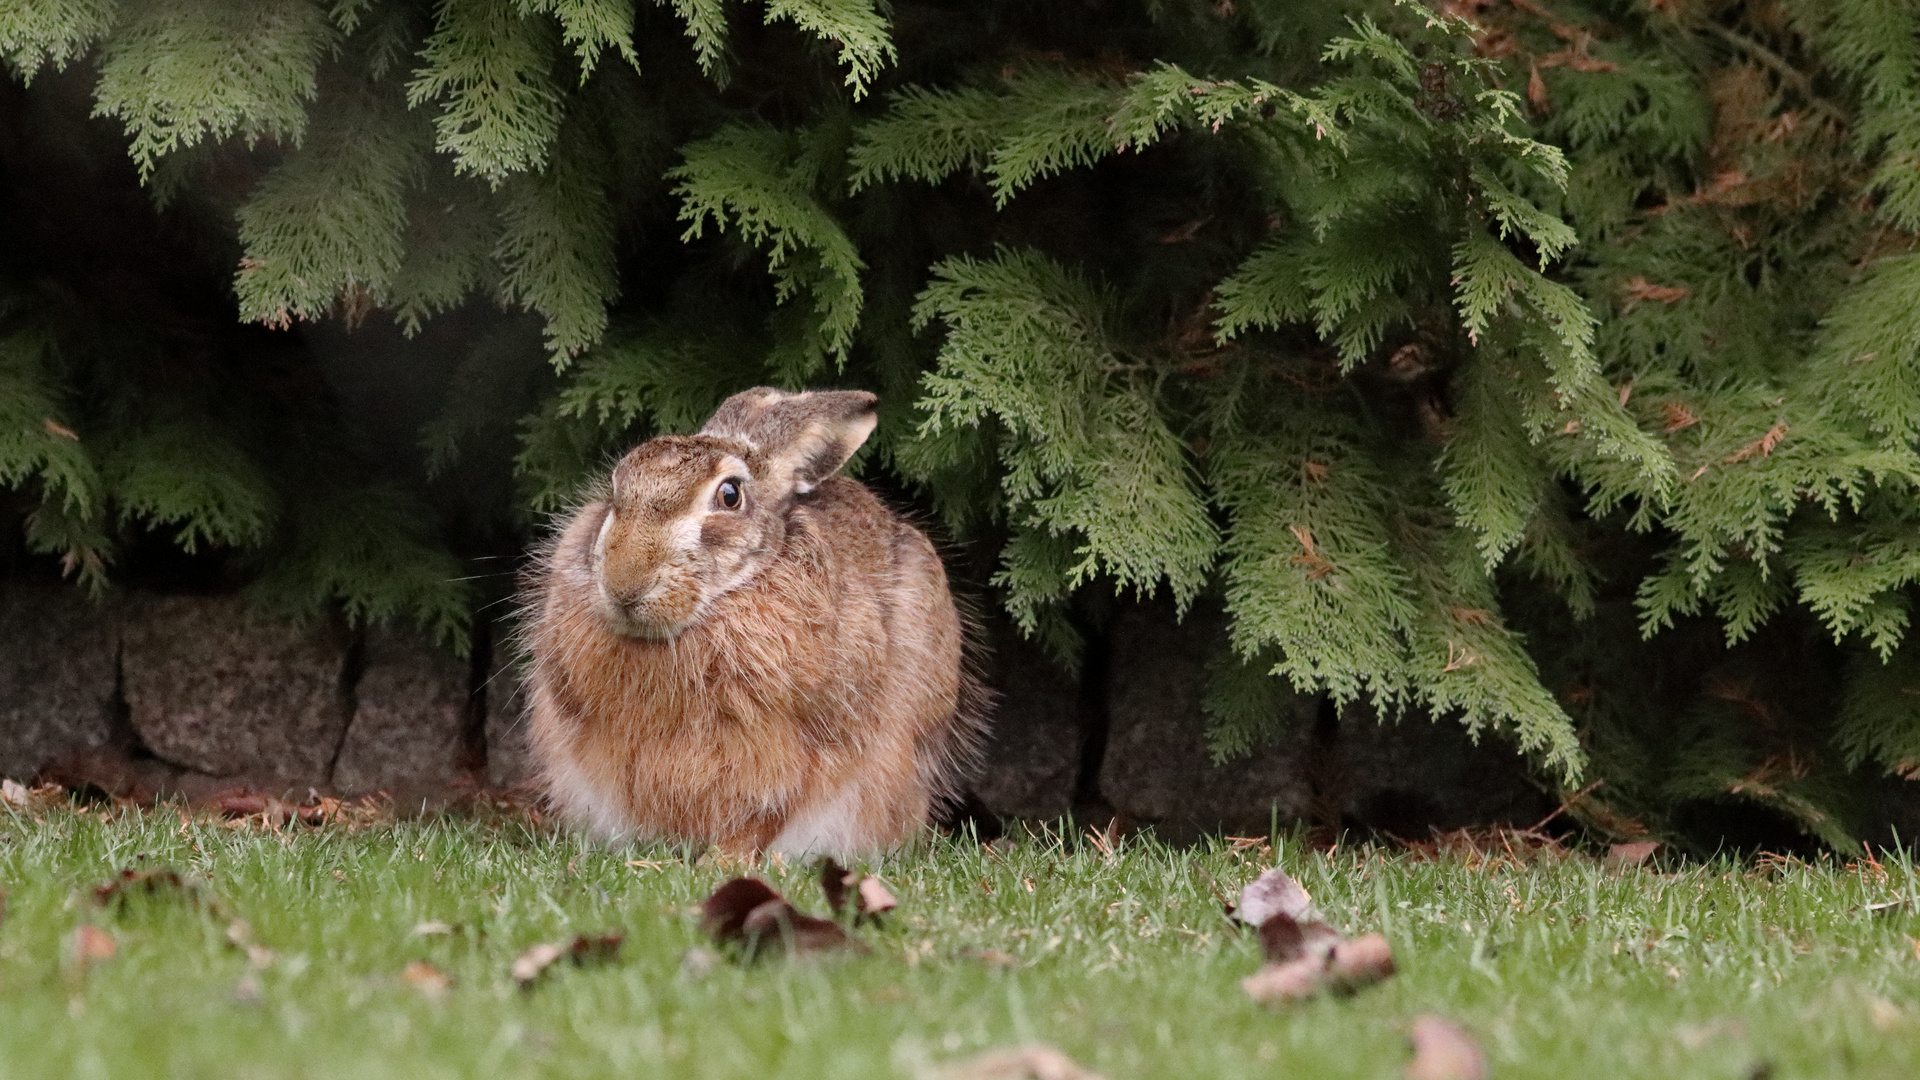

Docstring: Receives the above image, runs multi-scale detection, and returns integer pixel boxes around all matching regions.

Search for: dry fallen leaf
[511,942,566,985]
[1238,867,1321,927]
[859,876,898,917]
[402,960,453,997]
[930,1044,1108,1080]
[92,868,191,905]
[701,877,783,940]
[742,895,862,954]
[1238,876,1395,1005]
[1257,911,1341,964]
[959,947,1021,969]
[73,925,117,965]
[1328,933,1396,991]
[1405,1015,1486,1080]
[821,859,858,913]
[1607,841,1660,869]
[820,859,900,921]
[1,778,29,808]
[702,876,863,955]
[1241,959,1323,1004]
[511,932,624,987]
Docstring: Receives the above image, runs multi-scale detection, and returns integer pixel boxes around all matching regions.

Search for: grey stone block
[970,619,1082,820]
[332,629,474,799]
[0,583,119,781]
[1097,596,1316,840]
[484,647,536,791]
[120,595,351,792]
[1331,704,1552,835]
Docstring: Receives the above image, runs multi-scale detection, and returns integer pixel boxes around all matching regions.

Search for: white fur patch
[669,513,702,556]
[770,783,872,860]
[544,750,636,839]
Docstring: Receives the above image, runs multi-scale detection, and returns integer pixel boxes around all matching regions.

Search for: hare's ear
[701,388,878,494]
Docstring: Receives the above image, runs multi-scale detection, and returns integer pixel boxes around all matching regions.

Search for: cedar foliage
[5,0,1920,847]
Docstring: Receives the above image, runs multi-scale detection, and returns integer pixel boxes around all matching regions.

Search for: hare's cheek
[700,516,755,554]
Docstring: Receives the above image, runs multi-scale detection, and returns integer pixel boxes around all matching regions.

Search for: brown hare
[521,387,986,858]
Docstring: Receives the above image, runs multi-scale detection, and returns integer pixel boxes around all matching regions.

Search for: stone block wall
[2,585,486,802]
[0,582,1551,835]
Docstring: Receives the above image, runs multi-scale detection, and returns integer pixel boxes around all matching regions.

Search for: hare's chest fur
[526,524,899,851]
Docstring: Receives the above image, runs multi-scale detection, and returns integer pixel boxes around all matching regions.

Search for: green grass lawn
[1,796,1917,1079]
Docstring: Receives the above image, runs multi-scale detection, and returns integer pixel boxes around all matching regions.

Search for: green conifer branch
[103,416,278,555]
[494,119,619,360]
[761,0,893,99]
[91,0,336,181]
[517,0,638,78]
[670,123,865,370]
[245,483,472,652]
[407,0,564,184]
[912,249,1217,613]
[234,85,424,328]
[0,0,116,80]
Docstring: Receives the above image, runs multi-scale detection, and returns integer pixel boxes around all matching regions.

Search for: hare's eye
[716,479,742,510]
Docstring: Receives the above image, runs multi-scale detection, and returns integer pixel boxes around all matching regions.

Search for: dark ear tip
[823,389,878,411]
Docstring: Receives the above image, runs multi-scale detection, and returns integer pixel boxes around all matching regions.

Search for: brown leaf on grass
[1329,933,1396,989]
[930,1044,1108,1080]
[701,876,863,955]
[1237,867,1321,927]
[701,877,784,939]
[821,859,857,913]
[510,941,568,985]
[1607,841,1661,868]
[73,925,117,965]
[1405,1015,1486,1080]
[742,895,863,954]
[957,946,1021,969]
[92,868,190,905]
[1239,869,1395,1005]
[859,876,898,917]
[1241,926,1394,1003]
[1256,912,1340,964]
[1241,958,1324,1003]
[402,960,453,998]
[511,932,625,987]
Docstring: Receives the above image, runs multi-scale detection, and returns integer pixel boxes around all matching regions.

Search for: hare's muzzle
[593,509,700,639]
